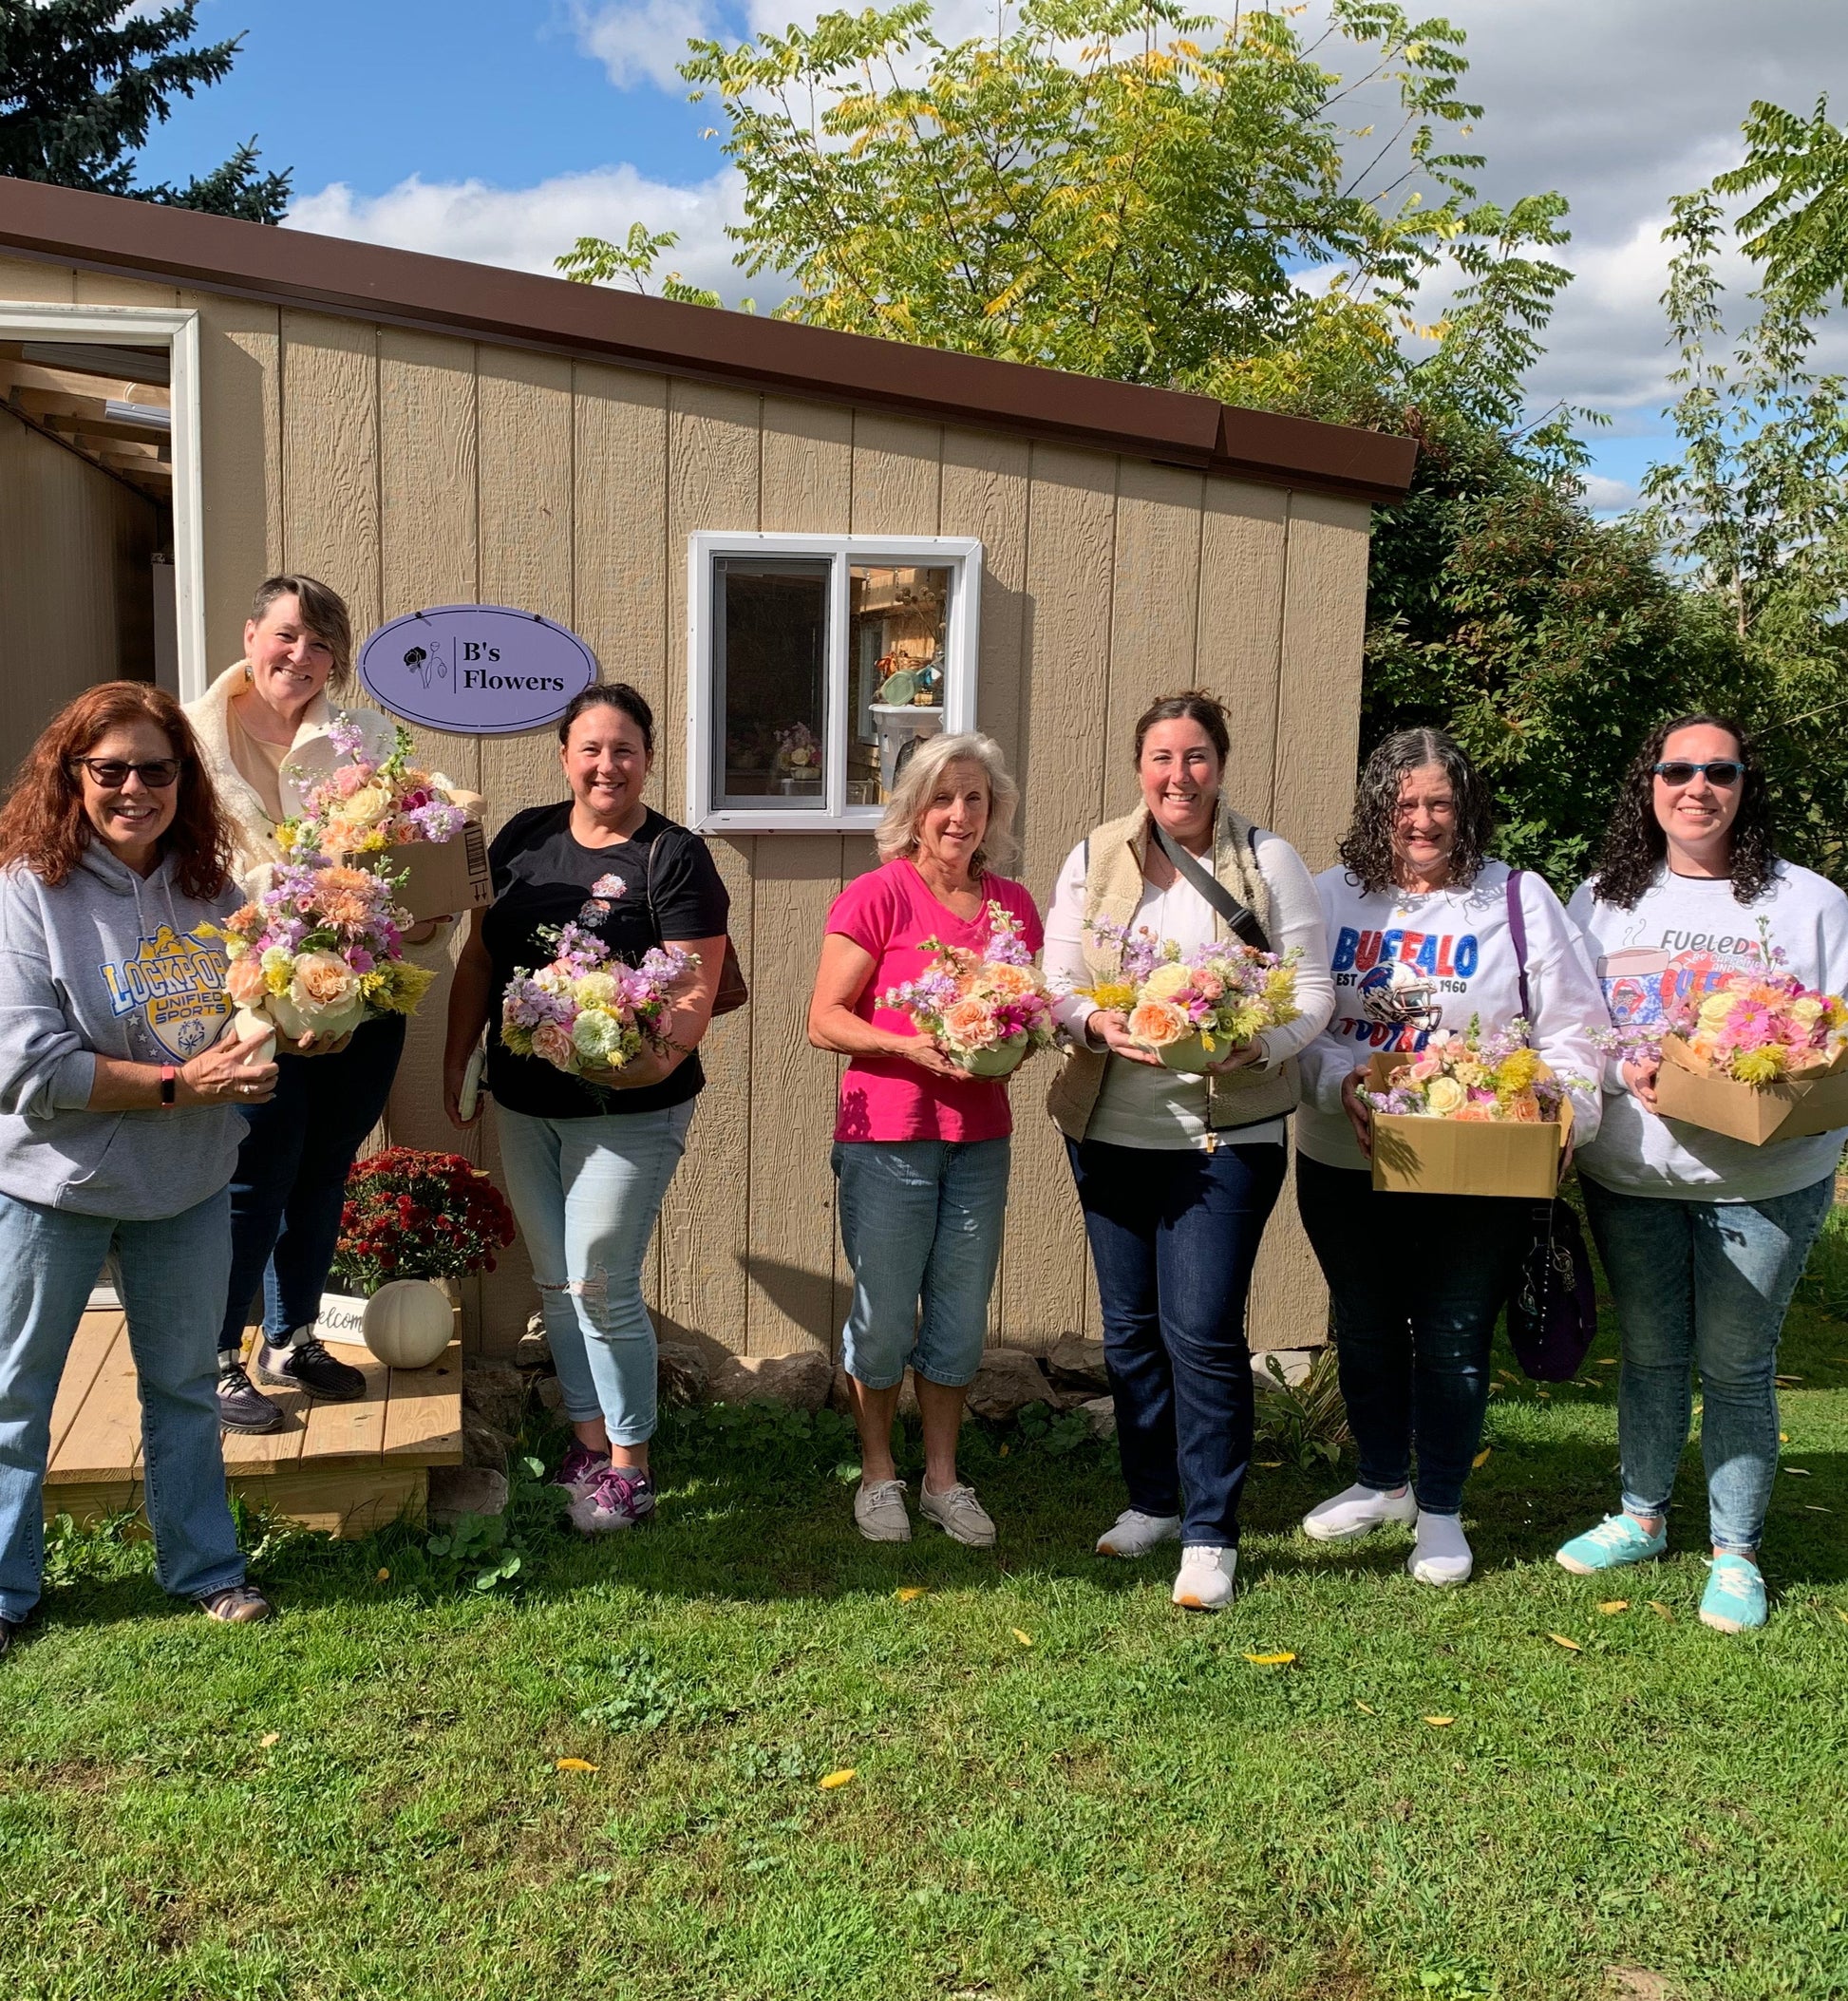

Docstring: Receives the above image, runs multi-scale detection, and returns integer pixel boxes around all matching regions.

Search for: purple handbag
[1503,872,1599,1383]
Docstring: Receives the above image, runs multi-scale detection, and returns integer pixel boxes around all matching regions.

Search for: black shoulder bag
[644,824,749,1016]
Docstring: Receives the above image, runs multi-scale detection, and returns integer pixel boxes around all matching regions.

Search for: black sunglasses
[1652,760,1744,788]
[70,757,184,789]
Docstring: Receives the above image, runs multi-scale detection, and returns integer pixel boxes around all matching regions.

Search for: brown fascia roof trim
[0,177,1417,502]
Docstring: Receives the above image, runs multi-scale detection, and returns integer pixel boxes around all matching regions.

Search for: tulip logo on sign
[357,604,599,735]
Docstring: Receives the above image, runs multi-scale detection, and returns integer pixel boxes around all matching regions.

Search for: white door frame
[0,301,207,702]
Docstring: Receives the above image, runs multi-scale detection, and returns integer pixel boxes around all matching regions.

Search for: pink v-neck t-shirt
[827,858,1045,1144]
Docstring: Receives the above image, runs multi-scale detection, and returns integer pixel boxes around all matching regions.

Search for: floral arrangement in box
[280,718,467,859]
[330,1147,516,1294]
[208,857,436,1046]
[775,722,820,776]
[500,922,697,1079]
[880,903,1054,1078]
[1360,1019,1570,1123]
[1075,918,1301,1073]
[1599,972,1848,1086]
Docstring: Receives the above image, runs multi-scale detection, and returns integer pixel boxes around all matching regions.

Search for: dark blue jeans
[1067,1137,1287,1547]
[217,1013,407,1355]
[1295,1154,1530,1515]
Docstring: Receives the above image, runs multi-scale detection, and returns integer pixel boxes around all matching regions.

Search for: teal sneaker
[1700,1554,1767,1633]
[1555,1512,1668,1575]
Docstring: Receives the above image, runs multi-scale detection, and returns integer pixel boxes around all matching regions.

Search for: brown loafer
[198,1583,273,1624]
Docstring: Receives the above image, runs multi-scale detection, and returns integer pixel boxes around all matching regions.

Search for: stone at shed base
[514,1314,551,1370]
[708,1350,832,1413]
[1046,1334,1110,1394]
[462,1362,528,1439]
[427,1465,508,1524]
[828,1364,919,1420]
[1079,1395,1118,1441]
[536,1373,567,1419]
[656,1341,712,1408]
[965,1348,1054,1422]
[1253,1350,1315,1392]
[462,1414,513,1470]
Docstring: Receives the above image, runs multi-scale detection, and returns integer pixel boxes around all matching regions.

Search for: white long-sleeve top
[1043,830,1333,1149]
[1294,860,1607,1171]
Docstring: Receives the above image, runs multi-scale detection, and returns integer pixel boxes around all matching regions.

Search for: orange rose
[1451,1104,1496,1123]
[987,963,1036,999]
[1505,1092,1542,1123]
[943,998,999,1048]
[225,954,269,1008]
[1128,999,1189,1048]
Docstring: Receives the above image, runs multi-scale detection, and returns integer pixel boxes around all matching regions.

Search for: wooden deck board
[382,1342,464,1464]
[47,1313,144,1483]
[298,1347,392,1464]
[46,1312,124,1469]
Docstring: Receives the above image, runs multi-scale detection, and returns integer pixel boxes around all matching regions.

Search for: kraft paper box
[1654,1033,1848,1147]
[379,820,491,925]
[1366,1051,1571,1199]
[312,1291,370,1350]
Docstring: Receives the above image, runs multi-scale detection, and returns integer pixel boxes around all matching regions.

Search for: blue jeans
[1067,1137,1287,1547]
[0,1188,245,1623]
[832,1139,1010,1388]
[217,1012,407,1353]
[1295,1155,1531,1516]
[496,1101,693,1446]
[1582,1174,1834,1553]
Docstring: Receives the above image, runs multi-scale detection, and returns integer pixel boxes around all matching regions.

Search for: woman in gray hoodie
[0,683,281,1658]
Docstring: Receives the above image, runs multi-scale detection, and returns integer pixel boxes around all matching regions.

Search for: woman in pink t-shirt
[807,732,1043,1550]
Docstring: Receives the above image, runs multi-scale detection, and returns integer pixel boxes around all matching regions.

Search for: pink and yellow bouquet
[880,903,1054,1078]
[1665,972,1846,1085]
[208,858,437,1051]
[1360,1018,1569,1123]
[500,922,697,1079]
[1078,918,1300,1072]
[281,718,467,860]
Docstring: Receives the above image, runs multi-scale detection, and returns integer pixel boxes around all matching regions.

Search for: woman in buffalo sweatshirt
[0,684,282,1657]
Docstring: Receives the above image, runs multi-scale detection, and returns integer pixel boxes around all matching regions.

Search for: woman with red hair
[0,683,279,1660]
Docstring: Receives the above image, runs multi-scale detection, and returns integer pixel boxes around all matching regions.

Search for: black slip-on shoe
[217,1361,285,1434]
[257,1335,366,1402]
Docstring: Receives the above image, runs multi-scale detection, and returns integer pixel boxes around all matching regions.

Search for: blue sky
[130,0,1842,507]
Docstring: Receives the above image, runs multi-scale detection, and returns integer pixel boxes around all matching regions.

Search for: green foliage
[556,220,753,311]
[1254,1346,1350,1472]
[0,0,289,220]
[1715,93,1848,314]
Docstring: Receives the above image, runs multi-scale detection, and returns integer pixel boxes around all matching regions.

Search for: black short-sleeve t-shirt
[481,802,730,1120]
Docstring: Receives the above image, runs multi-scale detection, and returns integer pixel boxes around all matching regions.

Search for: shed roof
[0,177,1416,503]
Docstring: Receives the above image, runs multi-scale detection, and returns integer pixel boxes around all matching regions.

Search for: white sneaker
[1302,1481,1419,1543]
[854,1478,912,1543]
[1407,1510,1473,1586]
[918,1482,996,1548]
[1172,1545,1237,1612]
[1095,1507,1182,1558]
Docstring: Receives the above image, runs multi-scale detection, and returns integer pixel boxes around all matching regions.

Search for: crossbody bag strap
[1149,816,1272,953]
[1505,867,1532,1021]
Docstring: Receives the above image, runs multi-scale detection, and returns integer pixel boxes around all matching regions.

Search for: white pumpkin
[363,1279,455,1369]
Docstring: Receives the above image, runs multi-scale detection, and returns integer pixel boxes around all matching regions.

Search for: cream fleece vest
[1046,802,1300,1142]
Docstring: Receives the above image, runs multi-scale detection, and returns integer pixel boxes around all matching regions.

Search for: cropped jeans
[1295,1155,1532,1517]
[496,1100,694,1446]
[0,1188,246,1625]
[833,1139,1010,1389]
[1067,1136,1287,1548]
[1582,1173,1834,1554]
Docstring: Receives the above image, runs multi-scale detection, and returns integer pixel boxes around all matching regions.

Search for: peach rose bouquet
[279,717,468,861]
[1077,918,1301,1073]
[1359,1017,1572,1123]
[880,903,1055,1078]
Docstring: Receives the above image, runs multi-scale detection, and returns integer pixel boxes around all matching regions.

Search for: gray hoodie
[0,847,245,1219]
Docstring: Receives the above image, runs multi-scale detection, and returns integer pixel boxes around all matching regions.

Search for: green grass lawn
[5,1216,1847,2001]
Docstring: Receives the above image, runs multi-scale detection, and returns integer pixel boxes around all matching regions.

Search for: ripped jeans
[495,1101,694,1446]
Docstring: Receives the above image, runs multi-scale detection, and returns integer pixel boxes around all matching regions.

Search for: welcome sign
[357,604,598,734]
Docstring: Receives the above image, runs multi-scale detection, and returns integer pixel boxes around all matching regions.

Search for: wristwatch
[159,1065,177,1108]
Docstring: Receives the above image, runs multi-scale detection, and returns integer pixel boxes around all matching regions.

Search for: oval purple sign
[357,604,598,735]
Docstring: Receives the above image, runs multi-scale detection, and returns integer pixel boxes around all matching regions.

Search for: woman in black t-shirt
[444,685,729,1533]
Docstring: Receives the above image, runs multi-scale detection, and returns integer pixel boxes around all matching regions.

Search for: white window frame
[0,302,206,703]
[686,533,983,835]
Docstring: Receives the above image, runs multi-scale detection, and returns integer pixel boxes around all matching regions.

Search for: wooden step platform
[44,1311,463,1539]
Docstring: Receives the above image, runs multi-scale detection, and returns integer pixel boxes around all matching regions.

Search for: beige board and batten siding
[22,271,1369,1360]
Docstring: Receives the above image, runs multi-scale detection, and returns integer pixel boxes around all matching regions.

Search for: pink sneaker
[568,1465,656,1534]
[550,1440,610,1499]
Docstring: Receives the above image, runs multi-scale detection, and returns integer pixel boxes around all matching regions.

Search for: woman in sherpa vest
[1043,690,1333,1612]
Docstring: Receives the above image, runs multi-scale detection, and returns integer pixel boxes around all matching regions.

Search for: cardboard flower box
[1654,1033,1848,1146]
[380,820,492,925]
[1366,1051,1572,1199]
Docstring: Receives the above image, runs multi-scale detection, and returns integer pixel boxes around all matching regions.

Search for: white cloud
[569,0,714,94]
[1580,474,1640,513]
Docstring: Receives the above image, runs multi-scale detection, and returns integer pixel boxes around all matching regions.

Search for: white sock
[1408,1510,1473,1586]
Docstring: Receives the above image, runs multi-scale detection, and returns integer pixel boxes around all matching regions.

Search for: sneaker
[568,1465,656,1535]
[853,1478,912,1543]
[1407,1510,1473,1586]
[257,1334,366,1402]
[0,1616,15,1661]
[1095,1507,1182,1558]
[1302,1482,1418,1544]
[199,1583,273,1624]
[1700,1553,1767,1633]
[550,1440,611,1498]
[1556,1511,1668,1576]
[919,1482,996,1548]
[1172,1545,1237,1612]
[217,1360,284,1434]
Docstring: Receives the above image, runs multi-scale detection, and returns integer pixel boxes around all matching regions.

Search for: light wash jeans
[0,1187,246,1625]
[495,1101,693,1446]
[1582,1173,1836,1553]
[832,1138,1009,1389]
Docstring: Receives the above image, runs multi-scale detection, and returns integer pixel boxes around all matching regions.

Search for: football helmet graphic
[1358,957,1441,1029]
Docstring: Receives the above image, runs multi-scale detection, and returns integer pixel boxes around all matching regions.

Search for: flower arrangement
[281,718,467,859]
[880,903,1054,1077]
[1360,1019,1569,1123]
[208,856,436,1044]
[330,1147,516,1294]
[1600,972,1848,1086]
[1075,918,1301,1072]
[500,922,697,1078]
[776,722,820,773]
